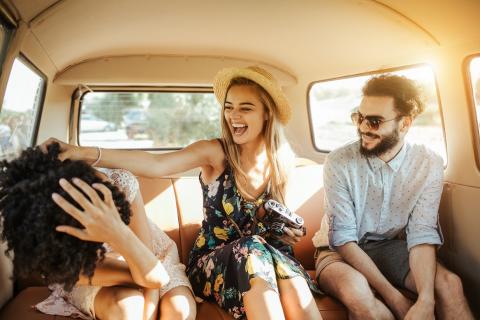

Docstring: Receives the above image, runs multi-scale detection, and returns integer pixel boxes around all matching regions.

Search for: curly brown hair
[362,74,425,118]
[0,143,131,291]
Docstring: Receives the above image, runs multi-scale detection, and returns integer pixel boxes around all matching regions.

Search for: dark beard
[358,128,399,157]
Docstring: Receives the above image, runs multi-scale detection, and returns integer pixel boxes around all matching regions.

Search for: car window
[0,56,46,160]
[468,56,480,163]
[79,91,220,149]
[308,65,447,163]
[469,56,480,144]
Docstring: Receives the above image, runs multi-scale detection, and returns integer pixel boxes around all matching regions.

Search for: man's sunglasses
[350,111,402,131]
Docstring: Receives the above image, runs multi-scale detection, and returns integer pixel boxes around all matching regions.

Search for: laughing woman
[42,66,322,320]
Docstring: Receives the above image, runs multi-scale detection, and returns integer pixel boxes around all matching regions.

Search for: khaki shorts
[314,240,411,288]
[314,247,344,280]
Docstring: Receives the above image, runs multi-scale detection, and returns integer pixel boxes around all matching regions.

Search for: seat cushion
[0,287,53,320]
[0,286,348,320]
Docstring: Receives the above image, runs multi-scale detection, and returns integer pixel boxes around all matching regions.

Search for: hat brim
[213,67,292,125]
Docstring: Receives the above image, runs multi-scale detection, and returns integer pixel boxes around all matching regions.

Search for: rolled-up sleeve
[406,155,444,250]
[324,154,358,248]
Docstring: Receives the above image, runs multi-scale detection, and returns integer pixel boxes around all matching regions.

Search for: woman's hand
[53,177,128,244]
[277,226,305,246]
[54,177,170,288]
[40,137,82,162]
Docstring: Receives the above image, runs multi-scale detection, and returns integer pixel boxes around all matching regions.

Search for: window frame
[463,53,480,170]
[4,53,47,147]
[77,86,217,150]
[306,63,447,159]
[0,13,16,75]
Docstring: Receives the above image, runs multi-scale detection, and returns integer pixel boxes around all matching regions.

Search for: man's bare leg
[317,262,394,320]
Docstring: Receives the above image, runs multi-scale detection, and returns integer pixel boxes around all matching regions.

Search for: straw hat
[213,66,292,125]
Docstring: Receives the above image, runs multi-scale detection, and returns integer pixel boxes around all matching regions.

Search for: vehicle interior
[0,0,479,319]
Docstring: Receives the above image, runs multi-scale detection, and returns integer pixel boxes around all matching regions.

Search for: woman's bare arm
[76,257,136,287]
[41,138,224,178]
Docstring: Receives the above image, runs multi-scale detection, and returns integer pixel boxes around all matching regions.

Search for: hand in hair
[0,143,131,291]
[53,178,130,244]
[40,137,80,162]
[53,177,171,288]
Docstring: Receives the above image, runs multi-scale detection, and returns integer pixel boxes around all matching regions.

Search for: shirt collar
[387,143,407,172]
[367,143,407,172]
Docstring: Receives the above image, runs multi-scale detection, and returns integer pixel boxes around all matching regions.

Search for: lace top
[35,168,192,319]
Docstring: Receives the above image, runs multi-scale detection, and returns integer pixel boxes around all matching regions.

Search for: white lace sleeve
[97,168,139,203]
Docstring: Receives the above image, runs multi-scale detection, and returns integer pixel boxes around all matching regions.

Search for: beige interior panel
[439,182,480,313]
[53,55,296,86]
[137,177,181,245]
[10,0,466,79]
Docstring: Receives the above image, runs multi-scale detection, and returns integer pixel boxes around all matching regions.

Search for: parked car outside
[122,109,150,139]
[80,113,116,132]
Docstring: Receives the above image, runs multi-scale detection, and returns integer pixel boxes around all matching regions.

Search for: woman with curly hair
[0,143,196,320]
[42,66,322,320]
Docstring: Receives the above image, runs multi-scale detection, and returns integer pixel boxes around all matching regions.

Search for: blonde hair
[220,77,295,203]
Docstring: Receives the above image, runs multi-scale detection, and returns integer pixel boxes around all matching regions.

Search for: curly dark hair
[0,143,131,291]
[362,74,425,118]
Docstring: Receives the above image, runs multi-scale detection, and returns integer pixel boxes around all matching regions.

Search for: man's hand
[404,299,435,320]
[384,290,414,320]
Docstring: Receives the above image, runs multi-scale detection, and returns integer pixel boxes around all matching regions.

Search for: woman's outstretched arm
[40,138,223,178]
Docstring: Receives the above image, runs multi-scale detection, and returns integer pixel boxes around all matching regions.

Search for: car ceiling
[3,0,480,82]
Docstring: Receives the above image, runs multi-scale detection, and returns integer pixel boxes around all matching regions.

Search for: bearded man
[312,75,473,320]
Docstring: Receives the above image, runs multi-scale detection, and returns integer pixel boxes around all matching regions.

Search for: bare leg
[317,262,394,320]
[404,263,474,320]
[243,278,286,320]
[94,286,144,320]
[159,286,196,320]
[278,276,322,320]
[143,288,160,320]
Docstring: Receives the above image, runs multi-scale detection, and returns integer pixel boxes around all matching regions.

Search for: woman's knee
[278,277,315,306]
[160,286,196,320]
[278,277,321,319]
[102,287,145,320]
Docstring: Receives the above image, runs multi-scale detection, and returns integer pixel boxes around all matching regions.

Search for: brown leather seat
[0,163,348,319]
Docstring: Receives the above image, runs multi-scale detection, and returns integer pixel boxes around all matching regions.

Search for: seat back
[285,164,325,270]
[137,163,326,269]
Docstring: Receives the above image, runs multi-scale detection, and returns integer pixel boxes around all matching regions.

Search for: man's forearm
[337,242,398,299]
[409,244,436,302]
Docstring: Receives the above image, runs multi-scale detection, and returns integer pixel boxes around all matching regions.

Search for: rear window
[79,91,220,149]
[0,56,46,160]
[308,65,447,162]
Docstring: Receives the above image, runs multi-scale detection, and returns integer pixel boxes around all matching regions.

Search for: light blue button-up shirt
[322,140,444,251]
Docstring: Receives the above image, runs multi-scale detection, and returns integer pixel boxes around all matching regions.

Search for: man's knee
[319,264,378,318]
[436,268,464,298]
[337,271,374,303]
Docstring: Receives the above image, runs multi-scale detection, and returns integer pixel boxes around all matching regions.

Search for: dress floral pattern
[187,164,320,319]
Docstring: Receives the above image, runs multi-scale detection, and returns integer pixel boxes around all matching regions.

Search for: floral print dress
[186,164,320,319]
